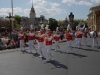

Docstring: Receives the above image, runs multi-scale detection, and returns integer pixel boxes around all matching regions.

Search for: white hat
[85,28,87,31]
[45,25,49,30]
[76,26,78,29]
[40,24,44,31]
[20,26,23,30]
[56,27,59,31]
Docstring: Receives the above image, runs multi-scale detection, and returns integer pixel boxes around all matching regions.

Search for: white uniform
[92,31,98,47]
[75,30,83,48]
[37,32,44,57]
[54,34,60,51]
[66,32,73,53]
[45,34,53,61]
[18,32,25,51]
[28,32,36,53]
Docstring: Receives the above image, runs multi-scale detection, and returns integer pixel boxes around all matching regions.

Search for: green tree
[58,20,63,27]
[48,18,58,31]
[13,15,21,24]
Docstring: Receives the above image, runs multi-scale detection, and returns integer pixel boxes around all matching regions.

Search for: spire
[32,0,33,8]
[31,0,35,13]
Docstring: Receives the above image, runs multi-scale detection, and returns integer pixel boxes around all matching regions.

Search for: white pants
[93,37,98,47]
[38,42,43,56]
[83,37,87,45]
[45,45,53,61]
[55,41,60,50]
[66,40,72,53]
[77,38,82,48]
[28,40,35,52]
[75,38,78,45]
[20,40,25,51]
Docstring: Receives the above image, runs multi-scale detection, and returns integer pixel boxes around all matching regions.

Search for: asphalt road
[0,38,100,75]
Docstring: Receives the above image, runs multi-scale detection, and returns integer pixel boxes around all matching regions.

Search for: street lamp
[5,12,14,39]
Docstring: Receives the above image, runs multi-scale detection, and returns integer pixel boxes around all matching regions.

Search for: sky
[0,0,100,20]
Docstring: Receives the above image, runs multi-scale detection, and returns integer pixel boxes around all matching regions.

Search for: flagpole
[11,0,13,30]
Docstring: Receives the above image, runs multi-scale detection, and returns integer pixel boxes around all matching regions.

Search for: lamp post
[5,12,14,39]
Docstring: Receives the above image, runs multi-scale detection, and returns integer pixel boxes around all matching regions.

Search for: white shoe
[39,56,43,58]
[51,58,54,61]
[28,51,32,53]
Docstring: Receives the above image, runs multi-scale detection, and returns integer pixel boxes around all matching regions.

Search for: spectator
[0,38,6,50]
[7,39,16,49]
[4,29,8,36]
[11,30,18,42]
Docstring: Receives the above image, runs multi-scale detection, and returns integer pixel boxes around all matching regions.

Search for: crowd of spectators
[0,29,66,50]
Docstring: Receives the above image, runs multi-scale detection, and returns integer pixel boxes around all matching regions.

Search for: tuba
[77,22,85,31]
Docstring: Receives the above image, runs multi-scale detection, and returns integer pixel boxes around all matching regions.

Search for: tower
[30,0,36,19]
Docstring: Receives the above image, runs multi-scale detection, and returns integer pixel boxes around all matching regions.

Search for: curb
[0,49,20,54]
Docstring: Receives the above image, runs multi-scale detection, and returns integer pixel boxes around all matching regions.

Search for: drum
[89,31,96,38]
[98,33,100,38]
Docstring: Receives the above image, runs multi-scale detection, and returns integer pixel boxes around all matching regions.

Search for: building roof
[87,12,93,16]
[90,4,100,10]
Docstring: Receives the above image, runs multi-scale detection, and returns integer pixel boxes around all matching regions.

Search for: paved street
[0,38,100,75]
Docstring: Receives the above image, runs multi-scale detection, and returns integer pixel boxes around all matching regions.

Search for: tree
[58,20,63,27]
[13,15,21,24]
[48,18,58,31]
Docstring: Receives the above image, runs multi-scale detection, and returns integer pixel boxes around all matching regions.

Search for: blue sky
[0,0,100,20]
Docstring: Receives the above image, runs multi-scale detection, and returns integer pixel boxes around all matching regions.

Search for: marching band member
[75,26,79,45]
[54,27,60,51]
[18,28,25,52]
[83,28,88,46]
[36,24,45,58]
[28,28,37,53]
[65,28,73,53]
[92,29,99,47]
[44,26,53,62]
[75,28,83,49]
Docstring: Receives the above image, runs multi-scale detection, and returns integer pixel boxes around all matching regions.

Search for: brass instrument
[76,22,85,31]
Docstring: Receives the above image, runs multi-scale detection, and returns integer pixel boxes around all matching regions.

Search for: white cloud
[0,0,66,19]
[67,3,72,6]
[23,9,30,15]
[50,3,60,7]
[62,0,92,6]
[91,0,100,3]
[29,0,66,17]
[62,0,77,4]
[30,0,47,6]
[13,7,23,13]
[34,5,66,17]
[79,1,92,6]
[0,7,23,16]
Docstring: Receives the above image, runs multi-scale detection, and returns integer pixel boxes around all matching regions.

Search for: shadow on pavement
[21,50,40,57]
[72,46,99,52]
[81,48,99,52]
[69,53,87,58]
[45,60,68,70]
[51,49,67,54]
